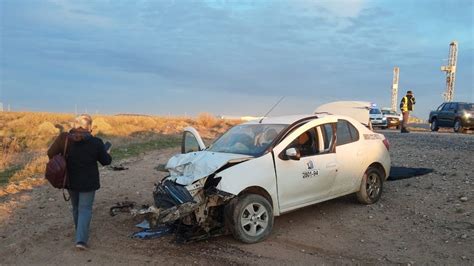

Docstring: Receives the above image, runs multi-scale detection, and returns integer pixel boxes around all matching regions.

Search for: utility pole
[441,41,458,102]
[391,67,400,112]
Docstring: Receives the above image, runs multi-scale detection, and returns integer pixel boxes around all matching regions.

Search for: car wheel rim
[240,202,268,237]
[366,173,381,199]
[431,121,437,130]
[454,121,460,131]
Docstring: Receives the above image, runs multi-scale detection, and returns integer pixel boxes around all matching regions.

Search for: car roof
[243,114,327,125]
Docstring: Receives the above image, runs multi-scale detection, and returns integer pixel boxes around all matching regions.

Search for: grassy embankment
[0,112,238,190]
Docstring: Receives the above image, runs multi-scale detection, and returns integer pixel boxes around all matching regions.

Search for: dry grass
[0,111,239,191]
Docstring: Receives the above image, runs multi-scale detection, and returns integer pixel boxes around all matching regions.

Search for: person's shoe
[75,242,88,251]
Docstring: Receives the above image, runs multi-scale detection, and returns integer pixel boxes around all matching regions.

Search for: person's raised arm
[98,139,112,166]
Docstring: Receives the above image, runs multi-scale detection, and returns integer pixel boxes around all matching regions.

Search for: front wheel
[356,167,384,204]
[227,194,274,244]
[430,118,439,132]
[453,119,465,133]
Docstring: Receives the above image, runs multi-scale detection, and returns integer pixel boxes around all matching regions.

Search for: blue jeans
[69,190,96,244]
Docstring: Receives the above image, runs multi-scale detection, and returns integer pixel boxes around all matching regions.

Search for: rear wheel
[430,118,439,132]
[453,119,465,133]
[227,194,273,244]
[357,167,383,204]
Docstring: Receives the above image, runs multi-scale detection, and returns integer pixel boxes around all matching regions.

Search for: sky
[1,0,473,118]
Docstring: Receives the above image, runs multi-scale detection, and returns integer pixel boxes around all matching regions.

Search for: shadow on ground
[388,166,434,181]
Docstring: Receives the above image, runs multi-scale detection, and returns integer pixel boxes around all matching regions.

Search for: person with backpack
[47,114,112,250]
[399,90,416,133]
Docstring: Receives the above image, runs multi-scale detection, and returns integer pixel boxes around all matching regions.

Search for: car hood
[165,151,253,186]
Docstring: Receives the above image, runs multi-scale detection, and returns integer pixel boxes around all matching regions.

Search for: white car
[135,113,391,243]
[381,108,402,129]
[369,107,388,128]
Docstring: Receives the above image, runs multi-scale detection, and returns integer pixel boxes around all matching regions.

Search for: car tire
[453,119,465,133]
[430,118,439,132]
[356,167,384,205]
[227,194,274,244]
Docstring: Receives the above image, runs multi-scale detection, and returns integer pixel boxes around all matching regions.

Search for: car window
[319,123,336,153]
[369,109,381,114]
[441,103,451,111]
[336,120,359,146]
[288,128,319,157]
[183,132,201,153]
[437,103,445,111]
[460,103,474,110]
[348,122,360,142]
[208,124,287,156]
[336,120,352,146]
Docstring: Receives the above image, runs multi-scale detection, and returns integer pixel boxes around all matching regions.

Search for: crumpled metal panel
[165,151,251,185]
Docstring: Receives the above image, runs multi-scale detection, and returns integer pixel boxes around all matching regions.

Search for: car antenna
[259,96,285,124]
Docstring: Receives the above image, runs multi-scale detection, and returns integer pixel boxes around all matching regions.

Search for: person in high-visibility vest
[399,90,416,133]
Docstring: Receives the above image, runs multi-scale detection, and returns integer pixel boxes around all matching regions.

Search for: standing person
[399,90,416,133]
[47,114,112,250]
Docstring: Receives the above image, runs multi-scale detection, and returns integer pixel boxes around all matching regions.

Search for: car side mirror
[285,148,301,161]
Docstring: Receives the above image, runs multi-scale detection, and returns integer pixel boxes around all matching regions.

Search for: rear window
[460,103,474,110]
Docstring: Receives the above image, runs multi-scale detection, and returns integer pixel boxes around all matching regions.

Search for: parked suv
[429,102,474,133]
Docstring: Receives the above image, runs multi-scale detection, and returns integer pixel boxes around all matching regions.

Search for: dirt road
[1,131,473,265]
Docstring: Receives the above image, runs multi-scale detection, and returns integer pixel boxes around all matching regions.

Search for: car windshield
[370,109,381,114]
[207,124,288,156]
[460,103,474,110]
[382,110,397,115]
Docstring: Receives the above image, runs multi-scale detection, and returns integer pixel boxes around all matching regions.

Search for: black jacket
[47,130,112,192]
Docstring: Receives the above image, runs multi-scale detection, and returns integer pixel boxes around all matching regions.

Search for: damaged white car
[121,113,391,243]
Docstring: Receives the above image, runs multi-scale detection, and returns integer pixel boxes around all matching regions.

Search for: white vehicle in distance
[136,111,391,244]
[381,108,402,129]
[369,106,388,129]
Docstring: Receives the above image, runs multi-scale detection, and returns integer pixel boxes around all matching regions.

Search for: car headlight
[382,117,387,121]
[464,113,471,119]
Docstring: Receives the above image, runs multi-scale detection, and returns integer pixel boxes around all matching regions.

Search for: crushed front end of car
[111,151,251,242]
[146,176,234,241]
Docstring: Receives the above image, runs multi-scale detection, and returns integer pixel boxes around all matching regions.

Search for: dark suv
[429,102,474,133]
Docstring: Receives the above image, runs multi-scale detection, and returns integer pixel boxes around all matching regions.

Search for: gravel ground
[0,131,473,265]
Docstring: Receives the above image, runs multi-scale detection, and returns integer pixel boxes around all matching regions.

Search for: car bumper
[462,118,474,128]
[370,119,388,127]
[386,118,400,126]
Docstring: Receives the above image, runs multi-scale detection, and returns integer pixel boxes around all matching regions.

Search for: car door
[273,117,338,212]
[438,103,452,126]
[181,127,206,153]
[446,103,457,127]
[447,103,458,126]
[331,120,365,195]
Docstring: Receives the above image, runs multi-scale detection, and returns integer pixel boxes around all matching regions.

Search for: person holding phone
[47,114,112,250]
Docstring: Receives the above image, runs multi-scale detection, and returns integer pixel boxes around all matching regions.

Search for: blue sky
[1,0,473,118]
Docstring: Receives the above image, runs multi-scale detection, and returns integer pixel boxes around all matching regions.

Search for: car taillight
[383,139,390,151]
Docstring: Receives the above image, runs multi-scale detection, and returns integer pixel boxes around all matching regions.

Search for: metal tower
[441,41,458,102]
[391,67,399,111]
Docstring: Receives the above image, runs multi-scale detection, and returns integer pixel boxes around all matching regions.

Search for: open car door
[182,127,206,153]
